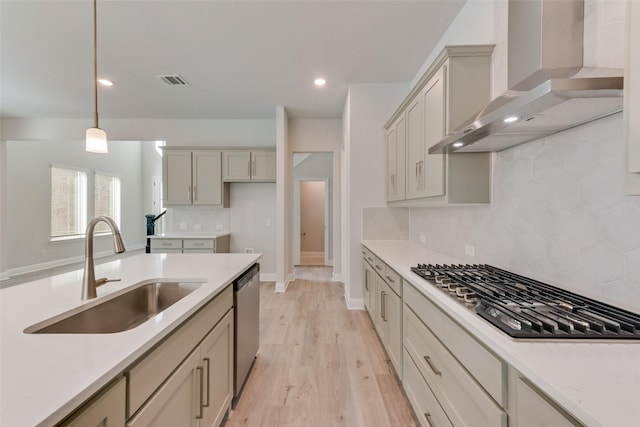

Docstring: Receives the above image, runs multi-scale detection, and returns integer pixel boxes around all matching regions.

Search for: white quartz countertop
[362,240,640,427]
[148,232,230,239]
[0,253,260,427]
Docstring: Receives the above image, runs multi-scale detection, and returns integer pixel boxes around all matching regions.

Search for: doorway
[293,153,333,267]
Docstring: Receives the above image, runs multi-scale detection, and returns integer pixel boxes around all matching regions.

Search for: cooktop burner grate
[411,264,640,339]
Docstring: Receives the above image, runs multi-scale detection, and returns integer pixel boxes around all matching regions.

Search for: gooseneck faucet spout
[82,216,126,300]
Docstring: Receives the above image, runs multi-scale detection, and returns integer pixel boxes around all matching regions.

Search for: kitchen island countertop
[362,239,640,427]
[0,252,260,426]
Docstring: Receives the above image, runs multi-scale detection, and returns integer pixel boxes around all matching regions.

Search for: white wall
[289,118,342,278]
[343,83,409,308]
[4,140,144,274]
[229,183,276,278]
[0,141,7,279]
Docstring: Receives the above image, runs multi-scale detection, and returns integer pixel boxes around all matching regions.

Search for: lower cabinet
[150,236,230,254]
[59,376,126,427]
[362,259,376,320]
[127,310,234,427]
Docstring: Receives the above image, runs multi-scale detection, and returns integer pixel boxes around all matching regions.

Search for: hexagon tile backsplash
[409,113,640,313]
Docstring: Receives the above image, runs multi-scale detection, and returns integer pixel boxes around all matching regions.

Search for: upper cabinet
[222,150,276,182]
[384,45,494,206]
[163,150,229,208]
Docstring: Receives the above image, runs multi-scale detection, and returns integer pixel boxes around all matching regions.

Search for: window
[94,173,121,233]
[50,166,87,238]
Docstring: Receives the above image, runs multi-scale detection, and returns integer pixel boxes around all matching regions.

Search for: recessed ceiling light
[453,142,464,148]
[503,115,519,123]
[314,78,326,87]
[98,78,114,87]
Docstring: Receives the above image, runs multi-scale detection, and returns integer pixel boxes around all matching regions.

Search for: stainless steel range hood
[430,0,624,154]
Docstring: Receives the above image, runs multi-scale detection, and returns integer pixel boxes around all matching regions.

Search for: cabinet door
[163,151,193,206]
[222,151,251,181]
[385,289,402,378]
[60,376,126,427]
[363,260,376,321]
[192,151,222,205]
[421,64,446,198]
[514,376,582,427]
[127,349,202,427]
[387,115,406,202]
[405,95,424,199]
[200,310,234,427]
[251,151,276,181]
[375,274,389,343]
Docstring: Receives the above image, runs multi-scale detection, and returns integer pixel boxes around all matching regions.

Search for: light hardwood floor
[227,270,418,427]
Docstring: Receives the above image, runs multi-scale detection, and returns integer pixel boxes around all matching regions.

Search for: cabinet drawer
[373,256,385,276]
[513,375,583,427]
[362,246,375,266]
[150,239,183,250]
[183,239,215,250]
[127,286,233,417]
[404,304,506,427]
[402,349,452,427]
[404,283,505,405]
[383,265,402,296]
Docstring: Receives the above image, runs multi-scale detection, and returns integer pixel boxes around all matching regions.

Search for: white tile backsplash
[409,113,640,313]
[164,208,230,233]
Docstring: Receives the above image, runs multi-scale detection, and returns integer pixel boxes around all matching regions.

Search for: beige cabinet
[150,236,230,254]
[386,114,406,202]
[384,45,494,206]
[59,377,126,427]
[362,258,376,320]
[222,150,276,182]
[509,369,583,427]
[163,150,228,207]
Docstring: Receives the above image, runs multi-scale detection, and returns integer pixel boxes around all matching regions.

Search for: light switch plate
[216,224,224,230]
[465,244,476,257]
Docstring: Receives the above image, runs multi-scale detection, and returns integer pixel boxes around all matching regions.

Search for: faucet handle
[95,277,121,288]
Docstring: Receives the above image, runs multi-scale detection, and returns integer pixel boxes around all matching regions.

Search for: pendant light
[86,0,108,153]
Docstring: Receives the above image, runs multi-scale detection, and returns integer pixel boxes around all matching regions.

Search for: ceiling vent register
[158,75,189,86]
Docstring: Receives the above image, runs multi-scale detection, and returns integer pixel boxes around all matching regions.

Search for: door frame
[294,177,329,266]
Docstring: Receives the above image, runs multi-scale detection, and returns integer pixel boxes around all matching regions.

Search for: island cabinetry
[58,376,126,427]
[403,286,507,427]
[163,150,229,207]
[384,45,494,205]
[222,150,276,182]
[126,286,233,427]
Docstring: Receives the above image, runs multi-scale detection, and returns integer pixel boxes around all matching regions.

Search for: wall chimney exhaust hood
[430,0,623,154]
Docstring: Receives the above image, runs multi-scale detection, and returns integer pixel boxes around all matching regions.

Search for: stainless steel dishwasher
[233,263,260,406]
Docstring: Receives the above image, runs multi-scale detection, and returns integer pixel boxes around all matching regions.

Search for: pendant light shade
[86,127,108,153]
[86,0,108,153]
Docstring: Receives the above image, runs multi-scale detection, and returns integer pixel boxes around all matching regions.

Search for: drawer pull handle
[424,356,442,376]
[375,265,382,271]
[196,366,204,419]
[425,412,435,427]
[194,243,204,246]
[381,291,387,321]
[203,357,211,407]
[385,275,394,283]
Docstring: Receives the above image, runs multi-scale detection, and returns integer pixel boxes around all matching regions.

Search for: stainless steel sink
[24,281,203,334]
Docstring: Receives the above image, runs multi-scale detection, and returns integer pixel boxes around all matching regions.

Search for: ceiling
[1,0,465,120]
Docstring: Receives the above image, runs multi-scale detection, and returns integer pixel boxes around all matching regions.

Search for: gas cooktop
[411,264,640,340]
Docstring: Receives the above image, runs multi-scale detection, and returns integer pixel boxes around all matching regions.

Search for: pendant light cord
[93,0,99,128]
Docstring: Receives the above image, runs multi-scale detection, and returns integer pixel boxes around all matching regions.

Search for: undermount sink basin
[24,281,204,334]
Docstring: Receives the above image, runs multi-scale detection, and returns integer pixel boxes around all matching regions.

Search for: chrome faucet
[81,216,126,300]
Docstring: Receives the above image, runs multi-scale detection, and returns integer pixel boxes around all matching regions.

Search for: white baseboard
[260,273,276,282]
[6,244,145,278]
[345,297,364,310]
[332,272,343,282]
[275,272,295,292]
[0,272,9,281]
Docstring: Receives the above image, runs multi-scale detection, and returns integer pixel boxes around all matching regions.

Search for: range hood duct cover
[430,0,623,154]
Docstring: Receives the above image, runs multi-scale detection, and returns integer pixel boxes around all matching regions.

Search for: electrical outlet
[41,250,47,257]
[465,244,476,257]
[266,218,272,227]
[216,224,223,230]
[244,248,255,254]
[179,222,187,230]
[193,224,202,230]
[419,234,426,243]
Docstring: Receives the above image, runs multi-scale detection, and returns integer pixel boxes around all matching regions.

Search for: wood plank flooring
[227,270,418,427]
